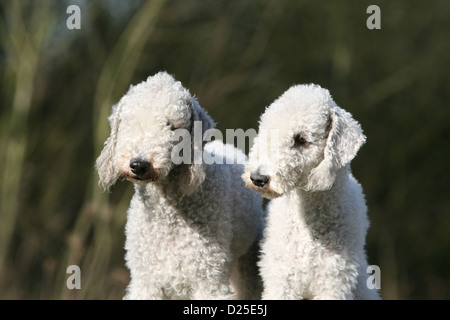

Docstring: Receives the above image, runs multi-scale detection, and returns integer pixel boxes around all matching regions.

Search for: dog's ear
[95,104,122,191]
[179,98,215,195]
[190,98,215,137]
[305,105,366,191]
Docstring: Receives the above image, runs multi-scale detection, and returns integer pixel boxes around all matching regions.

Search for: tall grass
[0,0,54,292]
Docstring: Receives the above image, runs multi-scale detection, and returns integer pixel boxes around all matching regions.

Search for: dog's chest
[265,196,346,268]
[126,197,225,274]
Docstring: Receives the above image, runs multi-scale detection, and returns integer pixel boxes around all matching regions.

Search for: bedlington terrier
[96,71,264,299]
[243,84,380,300]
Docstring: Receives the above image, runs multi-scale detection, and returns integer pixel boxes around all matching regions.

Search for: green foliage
[0,0,449,299]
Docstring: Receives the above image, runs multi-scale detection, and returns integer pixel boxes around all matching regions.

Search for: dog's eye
[167,122,176,131]
[294,134,308,147]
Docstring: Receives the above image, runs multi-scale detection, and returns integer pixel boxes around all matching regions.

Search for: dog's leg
[124,281,166,300]
[192,280,234,300]
[230,237,263,300]
[309,252,359,300]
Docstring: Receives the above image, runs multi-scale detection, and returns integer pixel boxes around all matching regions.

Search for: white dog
[243,84,380,299]
[96,72,264,299]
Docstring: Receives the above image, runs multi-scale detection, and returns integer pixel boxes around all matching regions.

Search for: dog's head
[95,71,214,194]
[243,84,366,198]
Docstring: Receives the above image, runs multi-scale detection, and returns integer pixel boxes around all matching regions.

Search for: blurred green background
[0,0,449,299]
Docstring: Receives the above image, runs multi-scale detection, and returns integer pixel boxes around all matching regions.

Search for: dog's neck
[294,166,350,214]
[137,163,201,202]
[134,163,209,226]
[283,167,351,242]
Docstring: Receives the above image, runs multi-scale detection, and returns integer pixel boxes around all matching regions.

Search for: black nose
[250,172,269,188]
[130,160,151,176]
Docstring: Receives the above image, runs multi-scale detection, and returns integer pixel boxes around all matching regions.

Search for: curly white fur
[96,72,264,299]
[243,84,380,300]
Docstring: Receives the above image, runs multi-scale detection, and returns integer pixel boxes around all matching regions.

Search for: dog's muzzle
[130,159,151,176]
[250,171,270,188]
[245,170,281,199]
[125,158,159,183]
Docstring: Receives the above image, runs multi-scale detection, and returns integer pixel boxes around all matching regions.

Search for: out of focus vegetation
[0,0,449,299]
